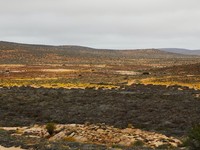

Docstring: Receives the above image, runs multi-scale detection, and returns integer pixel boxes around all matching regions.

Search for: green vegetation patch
[183,124,200,150]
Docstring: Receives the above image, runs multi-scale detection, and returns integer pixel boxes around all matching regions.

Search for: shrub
[132,140,145,147]
[112,144,124,149]
[127,123,133,128]
[157,144,175,149]
[185,124,200,150]
[46,123,56,135]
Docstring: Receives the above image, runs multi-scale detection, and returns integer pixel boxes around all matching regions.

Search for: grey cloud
[0,0,200,49]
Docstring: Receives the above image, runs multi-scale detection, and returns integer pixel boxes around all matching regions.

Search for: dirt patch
[115,71,140,75]
[0,146,25,150]
[41,69,76,72]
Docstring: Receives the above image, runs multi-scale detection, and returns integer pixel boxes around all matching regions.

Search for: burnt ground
[0,84,200,138]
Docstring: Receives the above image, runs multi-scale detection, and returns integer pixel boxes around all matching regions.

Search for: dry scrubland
[0,41,200,149]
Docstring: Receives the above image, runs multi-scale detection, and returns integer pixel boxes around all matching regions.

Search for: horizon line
[0,40,199,51]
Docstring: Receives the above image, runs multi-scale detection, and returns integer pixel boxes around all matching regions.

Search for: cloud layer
[1,0,200,49]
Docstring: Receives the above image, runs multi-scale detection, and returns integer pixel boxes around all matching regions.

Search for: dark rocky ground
[0,84,200,137]
[0,84,200,149]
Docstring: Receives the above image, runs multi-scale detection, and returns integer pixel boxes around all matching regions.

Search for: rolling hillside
[0,41,199,64]
[160,48,200,56]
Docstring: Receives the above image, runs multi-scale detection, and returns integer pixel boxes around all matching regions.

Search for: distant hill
[0,41,198,64]
[151,62,200,75]
[160,48,200,56]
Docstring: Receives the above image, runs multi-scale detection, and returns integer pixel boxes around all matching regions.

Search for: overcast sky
[0,0,200,49]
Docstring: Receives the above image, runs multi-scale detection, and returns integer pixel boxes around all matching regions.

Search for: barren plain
[0,41,200,150]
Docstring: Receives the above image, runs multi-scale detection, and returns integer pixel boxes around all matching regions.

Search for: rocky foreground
[0,84,200,149]
[1,123,181,149]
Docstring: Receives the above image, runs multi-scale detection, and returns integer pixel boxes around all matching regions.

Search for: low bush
[184,124,200,150]
[46,123,56,136]
[132,140,145,147]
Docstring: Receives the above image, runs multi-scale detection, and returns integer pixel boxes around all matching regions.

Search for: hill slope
[0,41,198,64]
[160,48,200,56]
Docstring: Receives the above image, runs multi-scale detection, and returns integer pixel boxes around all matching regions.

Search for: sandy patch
[41,69,76,72]
[116,71,140,75]
[0,146,25,150]
[0,65,25,67]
